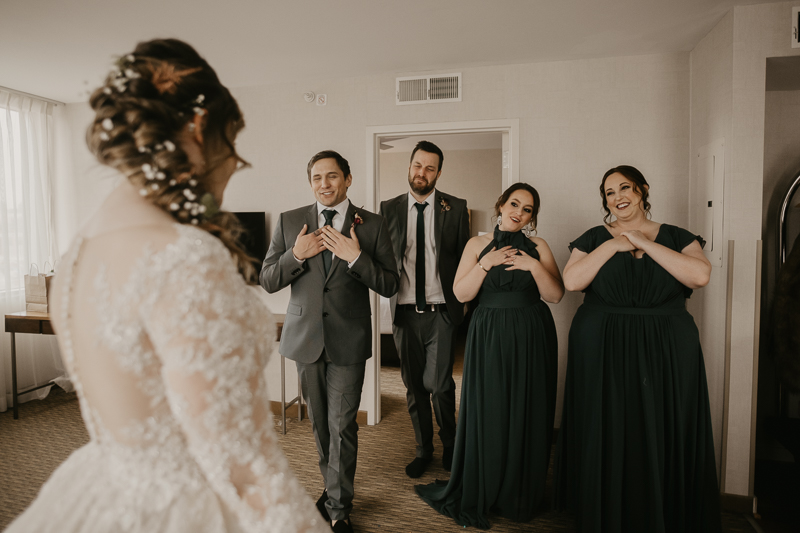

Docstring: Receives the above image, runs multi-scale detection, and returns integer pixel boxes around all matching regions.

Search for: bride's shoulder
[155,224,236,271]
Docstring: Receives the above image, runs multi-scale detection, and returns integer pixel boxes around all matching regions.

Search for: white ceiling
[0,0,778,104]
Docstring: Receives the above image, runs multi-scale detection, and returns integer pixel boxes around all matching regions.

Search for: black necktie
[415,202,428,310]
[322,209,336,275]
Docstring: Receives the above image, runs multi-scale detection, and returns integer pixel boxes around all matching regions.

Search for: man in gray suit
[261,150,399,533]
[379,140,470,478]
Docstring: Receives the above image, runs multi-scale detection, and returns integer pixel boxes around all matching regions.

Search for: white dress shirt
[294,198,360,267]
[398,190,445,305]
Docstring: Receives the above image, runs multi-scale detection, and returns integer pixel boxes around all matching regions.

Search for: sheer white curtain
[0,88,66,413]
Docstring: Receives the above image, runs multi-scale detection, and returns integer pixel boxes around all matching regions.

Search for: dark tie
[322,209,336,275]
[415,202,428,310]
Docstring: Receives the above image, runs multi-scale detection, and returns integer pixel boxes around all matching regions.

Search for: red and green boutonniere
[352,210,364,227]
[440,197,451,213]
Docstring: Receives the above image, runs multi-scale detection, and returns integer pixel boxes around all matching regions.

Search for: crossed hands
[292,224,361,263]
[610,230,652,256]
[480,245,540,272]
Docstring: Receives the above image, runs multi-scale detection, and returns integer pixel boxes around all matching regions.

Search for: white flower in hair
[193,107,206,116]
[142,163,157,180]
[163,140,176,152]
[188,179,198,187]
[195,94,205,104]
[169,179,177,186]
[124,69,140,79]
[139,189,148,196]
[102,87,112,95]
[99,132,110,141]
[156,171,166,180]
[125,54,135,62]
[184,202,192,210]
[190,219,199,225]
[151,183,159,190]
[198,204,207,213]
[102,118,114,131]
[169,203,180,211]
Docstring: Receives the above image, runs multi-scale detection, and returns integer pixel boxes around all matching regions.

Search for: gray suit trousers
[297,351,366,521]
[393,307,457,458]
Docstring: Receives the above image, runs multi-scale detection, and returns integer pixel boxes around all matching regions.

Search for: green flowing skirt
[416,297,558,529]
[554,303,721,533]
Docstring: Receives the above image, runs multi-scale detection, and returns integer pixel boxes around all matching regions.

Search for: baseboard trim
[720,492,756,514]
[270,401,368,425]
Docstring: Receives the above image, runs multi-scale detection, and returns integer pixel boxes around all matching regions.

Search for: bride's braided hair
[87,39,256,281]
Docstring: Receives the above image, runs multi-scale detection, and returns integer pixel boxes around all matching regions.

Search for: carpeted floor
[1,366,758,532]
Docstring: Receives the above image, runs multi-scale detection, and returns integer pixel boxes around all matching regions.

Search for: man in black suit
[379,140,470,478]
[261,150,399,533]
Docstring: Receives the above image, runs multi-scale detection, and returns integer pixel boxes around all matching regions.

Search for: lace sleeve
[142,231,328,533]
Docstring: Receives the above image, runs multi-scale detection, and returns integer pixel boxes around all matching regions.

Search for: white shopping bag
[24,263,54,314]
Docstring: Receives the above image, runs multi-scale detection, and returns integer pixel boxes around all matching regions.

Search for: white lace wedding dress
[7,223,328,533]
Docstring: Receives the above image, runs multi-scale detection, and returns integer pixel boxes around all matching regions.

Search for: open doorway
[362,119,519,424]
[376,132,503,374]
[755,55,800,530]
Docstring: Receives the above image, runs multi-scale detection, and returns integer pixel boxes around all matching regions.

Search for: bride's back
[7,37,331,533]
[50,186,186,443]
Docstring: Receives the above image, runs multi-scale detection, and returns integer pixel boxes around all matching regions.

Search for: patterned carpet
[0,366,757,532]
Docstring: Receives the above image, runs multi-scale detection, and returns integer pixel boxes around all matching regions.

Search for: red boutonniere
[440,197,451,213]
[352,210,364,227]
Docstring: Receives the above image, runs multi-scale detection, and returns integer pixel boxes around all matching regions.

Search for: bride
[7,39,328,532]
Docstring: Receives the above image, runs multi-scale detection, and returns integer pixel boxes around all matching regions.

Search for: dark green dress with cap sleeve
[415,226,558,530]
[553,224,721,533]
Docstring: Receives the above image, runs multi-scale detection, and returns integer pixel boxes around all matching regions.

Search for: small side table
[4,311,56,420]
[275,314,303,434]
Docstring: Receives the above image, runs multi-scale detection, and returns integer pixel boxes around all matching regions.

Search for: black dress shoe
[316,490,330,522]
[405,456,431,478]
[331,518,353,533]
[442,446,454,472]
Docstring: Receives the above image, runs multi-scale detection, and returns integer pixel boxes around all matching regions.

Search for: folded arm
[344,216,400,298]
[261,213,312,293]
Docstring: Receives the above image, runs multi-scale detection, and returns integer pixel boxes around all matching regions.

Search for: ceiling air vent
[396,73,462,105]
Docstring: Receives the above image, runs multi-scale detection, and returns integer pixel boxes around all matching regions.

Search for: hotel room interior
[1,1,799,531]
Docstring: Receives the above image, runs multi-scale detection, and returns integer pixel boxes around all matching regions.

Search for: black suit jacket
[260,202,399,365]
[379,190,469,325]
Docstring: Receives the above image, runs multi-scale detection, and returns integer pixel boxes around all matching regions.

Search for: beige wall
[688,7,733,485]
[379,149,503,236]
[690,2,800,497]
[58,51,691,424]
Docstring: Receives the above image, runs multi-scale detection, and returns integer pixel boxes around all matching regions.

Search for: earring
[497,214,502,226]
[523,222,536,237]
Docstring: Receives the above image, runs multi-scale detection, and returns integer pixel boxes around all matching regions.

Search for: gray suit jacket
[379,190,470,325]
[260,202,399,365]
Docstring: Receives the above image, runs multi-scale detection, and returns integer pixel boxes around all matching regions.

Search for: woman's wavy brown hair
[599,165,651,224]
[87,38,256,280]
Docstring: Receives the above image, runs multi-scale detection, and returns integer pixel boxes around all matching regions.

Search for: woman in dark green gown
[553,165,721,532]
[416,183,564,529]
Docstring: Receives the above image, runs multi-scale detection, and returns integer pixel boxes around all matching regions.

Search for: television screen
[233,212,268,273]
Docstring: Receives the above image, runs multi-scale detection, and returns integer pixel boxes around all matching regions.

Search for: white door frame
[362,119,520,424]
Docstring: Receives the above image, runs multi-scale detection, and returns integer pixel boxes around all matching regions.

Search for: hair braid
[86,39,256,281]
